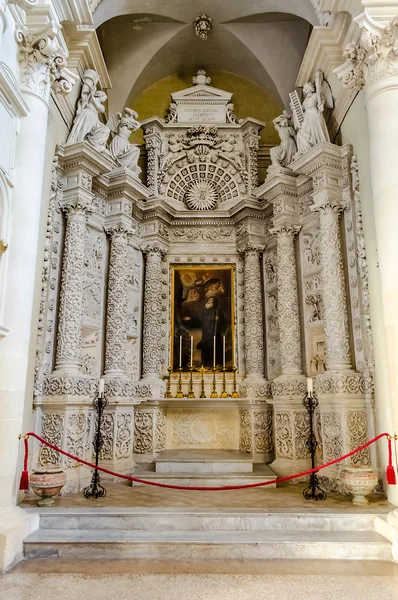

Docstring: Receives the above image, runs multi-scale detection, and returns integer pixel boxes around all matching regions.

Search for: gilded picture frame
[171,265,235,372]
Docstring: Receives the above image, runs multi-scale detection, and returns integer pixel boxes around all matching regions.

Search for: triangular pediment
[172,85,232,102]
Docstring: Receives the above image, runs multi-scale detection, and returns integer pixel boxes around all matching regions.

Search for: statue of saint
[67,69,110,151]
[107,108,142,176]
[292,71,334,160]
[268,112,297,172]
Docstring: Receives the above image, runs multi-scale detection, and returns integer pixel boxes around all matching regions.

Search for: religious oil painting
[171,266,235,372]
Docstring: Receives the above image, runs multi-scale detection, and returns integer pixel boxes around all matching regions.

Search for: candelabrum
[176,367,184,398]
[221,367,229,398]
[200,366,206,398]
[302,392,326,501]
[83,389,109,499]
[165,367,173,398]
[231,366,239,398]
[187,367,195,398]
[210,367,219,398]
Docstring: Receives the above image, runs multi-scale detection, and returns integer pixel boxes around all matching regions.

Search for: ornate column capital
[335,13,398,91]
[142,244,167,259]
[238,242,264,257]
[310,197,348,215]
[270,223,301,237]
[105,224,133,241]
[62,198,93,218]
[15,14,74,104]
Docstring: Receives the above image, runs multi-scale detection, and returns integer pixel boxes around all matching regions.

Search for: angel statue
[268,111,297,174]
[290,71,334,160]
[107,108,142,176]
[67,69,110,151]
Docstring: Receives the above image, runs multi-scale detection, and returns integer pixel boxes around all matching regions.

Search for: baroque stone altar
[32,70,375,493]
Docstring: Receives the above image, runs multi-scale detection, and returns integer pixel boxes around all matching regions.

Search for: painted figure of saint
[197,297,227,367]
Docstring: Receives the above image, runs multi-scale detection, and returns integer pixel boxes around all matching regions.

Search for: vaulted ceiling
[94,0,317,114]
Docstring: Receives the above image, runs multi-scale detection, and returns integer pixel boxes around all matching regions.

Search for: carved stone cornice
[335,12,398,92]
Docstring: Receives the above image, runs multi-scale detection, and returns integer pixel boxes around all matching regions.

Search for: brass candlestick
[231,366,239,398]
[176,367,184,398]
[210,367,219,398]
[187,366,195,398]
[165,367,173,398]
[200,365,206,398]
[221,367,229,398]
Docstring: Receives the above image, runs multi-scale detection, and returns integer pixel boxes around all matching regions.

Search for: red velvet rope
[20,431,395,492]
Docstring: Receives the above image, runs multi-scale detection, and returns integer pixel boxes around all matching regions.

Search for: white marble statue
[107,108,142,176]
[292,71,334,160]
[269,112,297,171]
[67,69,110,151]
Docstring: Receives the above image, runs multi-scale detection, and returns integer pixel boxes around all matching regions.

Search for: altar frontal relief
[171,266,234,372]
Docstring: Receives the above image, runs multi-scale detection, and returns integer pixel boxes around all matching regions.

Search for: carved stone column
[104,225,132,378]
[271,224,302,375]
[54,200,91,373]
[336,10,398,508]
[242,244,265,380]
[139,244,166,397]
[313,199,352,371]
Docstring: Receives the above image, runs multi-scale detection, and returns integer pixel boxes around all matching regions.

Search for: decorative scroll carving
[275,412,293,459]
[171,411,235,447]
[346,411,370,465]
[294,412,311,459]
[240,410,252,453]
[134,410,154,454]
[254,410,273,455]
[116,413,133,459]
[321,412,344,462]
[38,413,64,466]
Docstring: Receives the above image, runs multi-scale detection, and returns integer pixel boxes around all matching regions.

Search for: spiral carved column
[104,225,132,377]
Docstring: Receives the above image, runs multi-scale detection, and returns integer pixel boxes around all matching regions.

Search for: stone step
[23,529,392,561]
[132,463,275,487]
[154,450,255,474]
[27,508,386,532]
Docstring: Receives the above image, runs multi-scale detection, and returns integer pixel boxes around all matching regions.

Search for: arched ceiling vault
[96,1,316,115]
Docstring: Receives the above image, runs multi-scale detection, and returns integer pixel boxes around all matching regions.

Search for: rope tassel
[387,437,396,485]
[19,437,29,491]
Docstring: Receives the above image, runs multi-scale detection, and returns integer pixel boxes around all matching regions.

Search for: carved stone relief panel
[275,412,293,459]
[239,410,252,453]
[115,412,134,460]
[168,409,239,450]
[82,226,105,329]
[346,411,370,465]
[38,413,64,467]
[134,409,154,454]
[126,338,140,382]
[321,412,344,462]
[263,246,280,380]
[80,328,100,377]
[34,161,65,397]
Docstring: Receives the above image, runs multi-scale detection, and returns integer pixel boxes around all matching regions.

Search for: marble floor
[2,559,398,600]
[20,481,392,511]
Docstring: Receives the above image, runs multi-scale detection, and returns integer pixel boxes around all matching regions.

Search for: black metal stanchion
[83,388,109,499]
[302,391,326,501]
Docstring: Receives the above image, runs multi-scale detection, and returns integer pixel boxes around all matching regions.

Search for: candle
[223,335,226,368]
[307,377,313,397]
[99,378,105,395]
[213,335,216,368]
[190,336,193,368]
[179,335,182,369]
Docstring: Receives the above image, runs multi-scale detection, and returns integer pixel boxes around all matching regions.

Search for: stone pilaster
[239,403,274,463]
[104,225,132,378]
[271,224,302,375]
[138,244,167,398]
[54,200,92,374]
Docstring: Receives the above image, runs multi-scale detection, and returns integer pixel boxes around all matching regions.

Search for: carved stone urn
[29,467,67,507]
[340,465,378,506]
